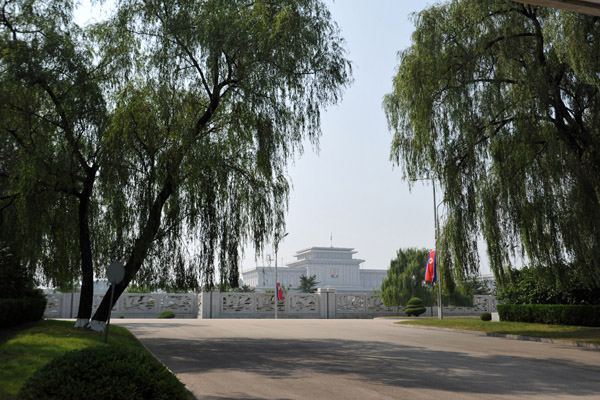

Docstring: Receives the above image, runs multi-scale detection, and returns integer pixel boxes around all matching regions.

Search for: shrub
[497,264,600,305]
[158,310,176,319]
[0,244,40,299]
[405,297,426,317]
[480,312,492,321]
[0,297,47,328]
[18,345,191,400]
[497,304,600,327]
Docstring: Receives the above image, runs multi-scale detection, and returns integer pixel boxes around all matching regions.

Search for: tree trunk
[89,175,175,330]
[88,92,217,332]
[75,169,97,328]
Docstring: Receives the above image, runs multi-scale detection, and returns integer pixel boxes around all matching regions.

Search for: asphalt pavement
[118,318,600,400]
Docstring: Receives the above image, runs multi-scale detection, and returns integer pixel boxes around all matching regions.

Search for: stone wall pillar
[317,288,336,319]
[198,291,221,318]
[210,291,221,318]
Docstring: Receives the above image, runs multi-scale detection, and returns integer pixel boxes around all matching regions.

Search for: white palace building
[241,247,388,293]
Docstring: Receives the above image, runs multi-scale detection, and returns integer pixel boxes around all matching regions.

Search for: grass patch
[396,319,600,344]
[0,319,183,399]
[380,315,479,320]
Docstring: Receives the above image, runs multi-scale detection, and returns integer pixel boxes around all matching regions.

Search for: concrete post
[328,290,336,319]
[198,291,217,319]
[211,291,221,319]
[197,293,204,318]
[317,288,327,318]
[317,288,336,319]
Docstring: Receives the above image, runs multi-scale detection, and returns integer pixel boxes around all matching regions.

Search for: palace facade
[242,246,388,293]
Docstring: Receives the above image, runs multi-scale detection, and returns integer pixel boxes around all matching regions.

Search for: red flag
[276,282,284,301]
[425,250,437,282]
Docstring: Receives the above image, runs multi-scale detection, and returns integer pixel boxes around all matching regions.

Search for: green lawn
[0,319,154,399]
[396,318,600,344]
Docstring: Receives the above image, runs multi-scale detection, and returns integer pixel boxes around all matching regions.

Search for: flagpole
[433,181,443,320]
[410,176,444,319]
[275,252,278,319]
[274,232,289,319]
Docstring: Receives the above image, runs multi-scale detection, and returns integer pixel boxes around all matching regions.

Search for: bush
[480,312,492,321]
[497,264,600,305]
[0,297,47,328]
[158,310,176,319]
[0,244,40,299]
[497,304,600,327]
[405,297,426,317]
[18,345,191,400]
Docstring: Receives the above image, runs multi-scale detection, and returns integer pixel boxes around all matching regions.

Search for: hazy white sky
[245,0,446,271]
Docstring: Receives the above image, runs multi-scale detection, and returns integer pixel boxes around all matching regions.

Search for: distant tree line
[380,248,476,308]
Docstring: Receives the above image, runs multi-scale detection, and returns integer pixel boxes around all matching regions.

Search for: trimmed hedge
[498,304,600,327]
[0,297,47,328]
[405,297,426,317]
[480,312,492,321]
[18,345,191,400]
[158,310,175,319]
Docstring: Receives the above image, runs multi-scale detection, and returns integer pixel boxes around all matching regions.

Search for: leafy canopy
[296,274,319,293]
[380,248,433,307]
[0,0,111,293]
[384,0,600,293]
[92,0,352,293]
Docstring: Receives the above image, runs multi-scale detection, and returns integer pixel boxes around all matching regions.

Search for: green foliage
[497,264,600,305]
[125,284,156,294]
[0,245,41,299]
[2,0,351,323]
[498,304,600,327]
[384,0,600,297]
[404,297,426,317]
[90,0,352,296]
[0,320,146,399]
[296,275,319,293]
[158,310,175,319]
[0,243,47,329]
[0,298,47,328]
[397,318,600,343]
[233,284,256,293]
[381,248,475,307]
[0,0,114,321]
[216,282,255,292]
[480,312,492,322]
[442,291,474,307]
[18,345,191,400]
[465,276,494,296]
[0,320,146,400]
[381,248,433,307]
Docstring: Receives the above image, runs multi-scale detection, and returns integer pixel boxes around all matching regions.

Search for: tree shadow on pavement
[140,337,600,398]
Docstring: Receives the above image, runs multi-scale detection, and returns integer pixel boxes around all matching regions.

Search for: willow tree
[0,0,116,326]
[88,0,351,330]
[383,1,600,294]
[380,248,433,307]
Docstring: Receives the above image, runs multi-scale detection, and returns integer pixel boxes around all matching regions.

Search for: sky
[74,0,491,275]
[244,0,452,271]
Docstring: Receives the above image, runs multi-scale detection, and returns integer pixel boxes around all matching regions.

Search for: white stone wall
[44,293,199,319]
[44,292,498,319]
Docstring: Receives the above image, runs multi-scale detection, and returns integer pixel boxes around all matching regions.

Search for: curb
[392,322,600,351]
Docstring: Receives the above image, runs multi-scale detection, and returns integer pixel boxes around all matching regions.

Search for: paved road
[118,319,600,399]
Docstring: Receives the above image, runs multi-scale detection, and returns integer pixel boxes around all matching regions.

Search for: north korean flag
[425,250,437,283]
[276,282,284,301]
